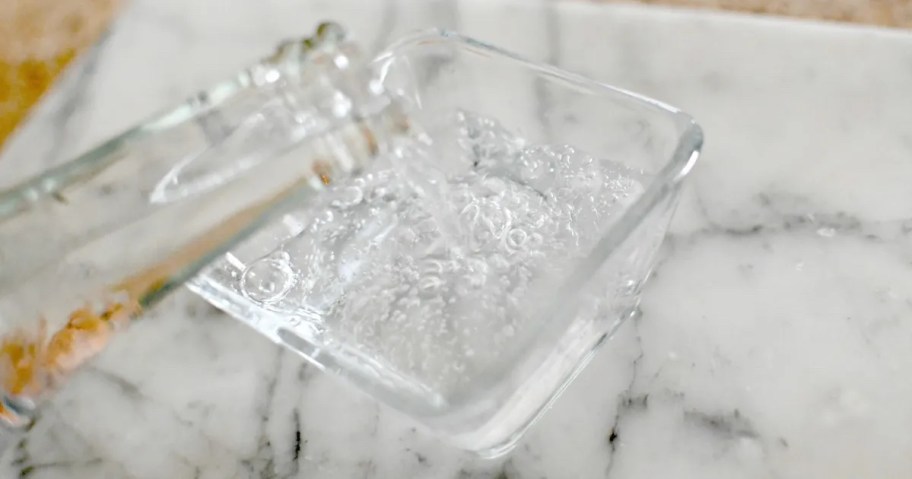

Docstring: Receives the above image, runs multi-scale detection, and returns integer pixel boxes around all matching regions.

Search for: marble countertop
[2,0,912,477]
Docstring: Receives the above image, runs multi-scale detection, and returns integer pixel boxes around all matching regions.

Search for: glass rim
[376,28,703,279]
[361,29,704,407]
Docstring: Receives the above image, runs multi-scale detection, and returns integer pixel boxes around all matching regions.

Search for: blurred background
[1,0,910,153]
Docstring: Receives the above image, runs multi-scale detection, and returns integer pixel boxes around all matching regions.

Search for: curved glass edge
[0,75,257,222]
[374,28,704,315]
[376,29,700,127]
[0,28,360,222]
[556,119,702,309]
[368,30,703,420]
[374,28,703,245]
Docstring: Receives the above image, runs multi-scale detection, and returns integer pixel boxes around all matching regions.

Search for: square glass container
[191,30,702,456]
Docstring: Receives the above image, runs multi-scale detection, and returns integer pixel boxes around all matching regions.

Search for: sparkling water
[229,111,645,405]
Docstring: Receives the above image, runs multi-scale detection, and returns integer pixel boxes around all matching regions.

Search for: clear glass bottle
[0,22,409,448]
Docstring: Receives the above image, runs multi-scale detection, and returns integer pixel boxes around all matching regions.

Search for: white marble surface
[2,0,912,477]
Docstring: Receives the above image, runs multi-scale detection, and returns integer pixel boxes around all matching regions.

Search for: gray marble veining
[1,0,911,477]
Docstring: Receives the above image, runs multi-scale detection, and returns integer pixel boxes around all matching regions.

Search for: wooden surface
[0,0,909,152]
[600,0,912,28]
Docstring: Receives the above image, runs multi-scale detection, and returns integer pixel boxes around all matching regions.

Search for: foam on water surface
[236,111,645,402]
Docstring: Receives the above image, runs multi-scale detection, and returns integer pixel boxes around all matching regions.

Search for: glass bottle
[0,22,409,448]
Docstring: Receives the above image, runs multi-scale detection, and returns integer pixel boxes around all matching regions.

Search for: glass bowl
[190,30,702,457]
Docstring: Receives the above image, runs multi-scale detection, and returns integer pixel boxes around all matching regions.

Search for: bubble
[368,185,393,201]
[420,258,446,275]
[241,257,297,303]
[331,186,364,209]
[460,202,481,225]
[481,176,507,195]
[464,257,489,288]
[314,209,335,225]
[816,227,836,238]
[619,279,640,296]
[505,228,528,251]
[418,275,444,293]
[474,200,511,245]
[520,158,545,181]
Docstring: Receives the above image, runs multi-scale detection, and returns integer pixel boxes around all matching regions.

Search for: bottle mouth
[147,21,408,206]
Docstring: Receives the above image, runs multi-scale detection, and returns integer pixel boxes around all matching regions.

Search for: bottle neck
[149,24,405,203]
[0,23,409,442]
